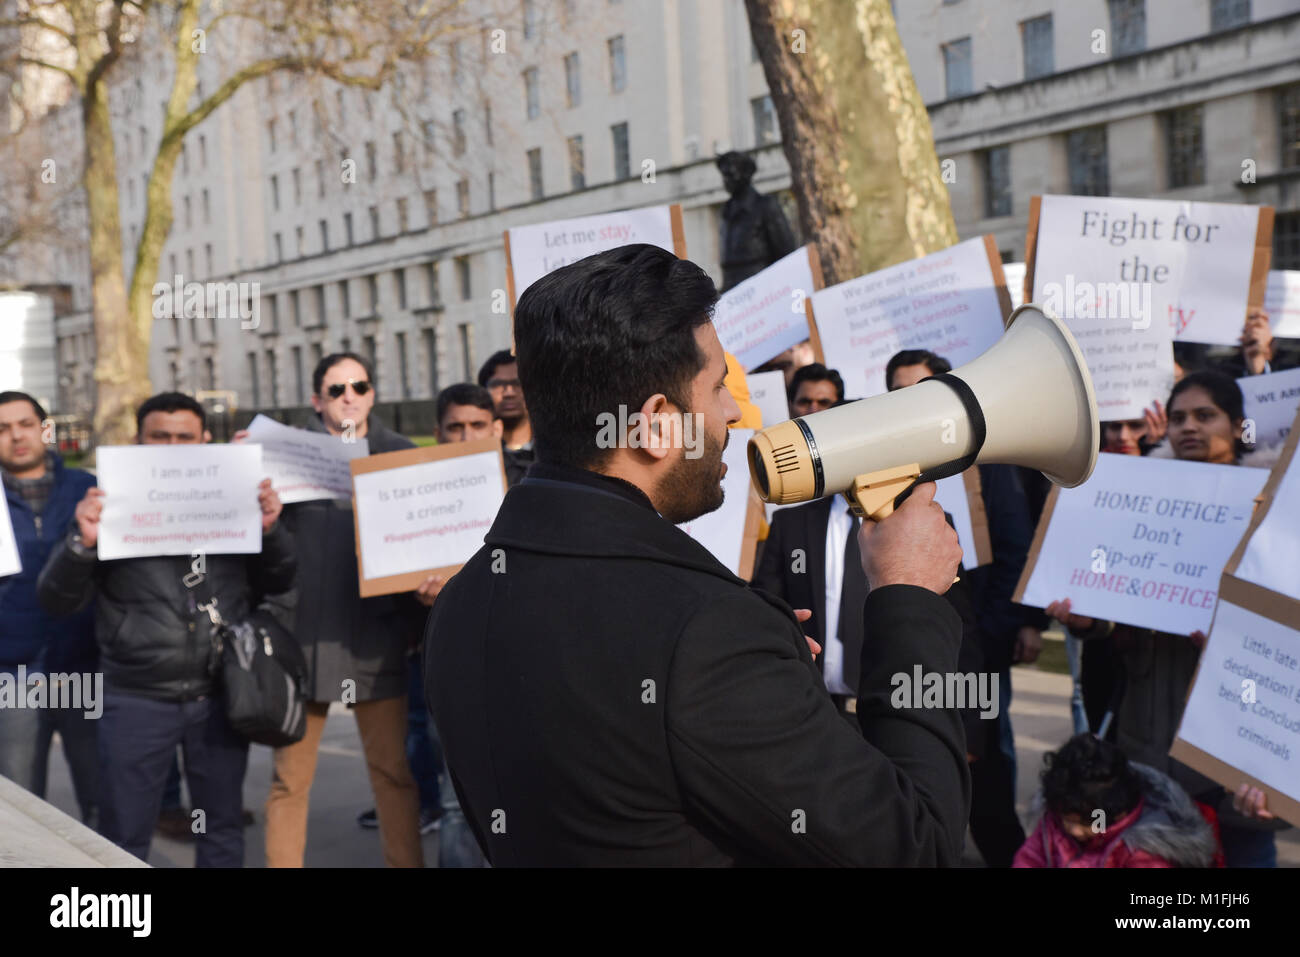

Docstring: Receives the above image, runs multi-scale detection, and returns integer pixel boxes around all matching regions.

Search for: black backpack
[198,594,308,747]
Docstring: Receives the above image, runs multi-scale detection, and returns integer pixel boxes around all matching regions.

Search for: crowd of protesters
[0,285,1291,866]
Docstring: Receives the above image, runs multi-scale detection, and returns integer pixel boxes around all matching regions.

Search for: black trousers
[967,715,1025,868]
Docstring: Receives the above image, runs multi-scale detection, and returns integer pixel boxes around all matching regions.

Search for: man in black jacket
[37,393,294,867]
[425,244,968,866]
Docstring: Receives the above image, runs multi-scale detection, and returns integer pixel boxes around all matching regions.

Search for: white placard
[678,429,754,576]
[713,247,816,372]
[1034,194,1261,346]
[746,370,789,429]
[353,450,505,582]
[0,500,21,577]
[96,444,264,560]
[1003,262,1026,311]
[244,414,370,503]
[1239,367,1300,452]
[813,237,1007,400]
[1176,601,1300,808]
[1017,454,1267,635]
[507,205,676,299]
[1234,424,1300,603]
[1265,270,1300,339]
[934,475,979,572]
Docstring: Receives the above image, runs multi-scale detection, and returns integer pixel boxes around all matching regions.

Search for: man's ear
[309,394,322,413]
[203,430,213,444]
[492,420,503,440]
[638,393,672,463]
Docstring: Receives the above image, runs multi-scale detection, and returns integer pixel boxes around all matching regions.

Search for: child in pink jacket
[1014,733,1221,868]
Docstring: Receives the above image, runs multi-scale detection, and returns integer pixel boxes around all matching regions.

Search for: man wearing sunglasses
[263,353,425,868]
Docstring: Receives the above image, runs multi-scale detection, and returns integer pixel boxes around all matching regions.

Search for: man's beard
[658,427,728,525]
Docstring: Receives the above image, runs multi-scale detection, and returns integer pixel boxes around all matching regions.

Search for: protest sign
[1013,454,1268,635]
[1002,262,1026,311]
[677,429,762,579]
[1264,270,1300,338]
[505,204,686,307]
[746,370,789,429]
[1239,366,1300,453]
[351,438,507,597]
[1226,405,1300,604]
[713,245,823,372]
[935,471,992,570]
[245,414,370,503]
[1170,589,1300,827]
[1025,195,1272,417]
[0,500,20,577]
[95,444,264,560]
[813,236,1010,400]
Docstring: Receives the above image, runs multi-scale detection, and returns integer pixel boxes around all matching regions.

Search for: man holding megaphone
[425,245,991,866]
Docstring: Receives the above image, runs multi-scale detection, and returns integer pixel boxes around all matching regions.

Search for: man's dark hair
[1168,370,1248,455]
[135,392,207,434]
[715,150,757,179]
[477,350,517,388]
[885,349,952,390]
[312,352,376,396]
[0,391,47,422]
[1041,733,1143,827]
[437,383,497,426]
[787,363,844,404]
[513,244,718,469]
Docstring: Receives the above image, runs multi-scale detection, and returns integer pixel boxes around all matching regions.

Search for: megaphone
[747,303,1099,520]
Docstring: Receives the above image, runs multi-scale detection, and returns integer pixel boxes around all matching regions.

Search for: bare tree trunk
[744,0,957,287]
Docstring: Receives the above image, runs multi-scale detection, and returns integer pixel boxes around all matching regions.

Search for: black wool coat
[424,465,971,866]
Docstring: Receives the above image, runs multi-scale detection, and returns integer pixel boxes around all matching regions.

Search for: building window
[369,205,380,239]
[288,109,298,144]
[363,335,377,368]
[292,167,302,204]
[315,285,326,326]
[199,134,207,167]
[484,101,494,146]
[452,109,467,156]
[568,135,585,190]
[268,295,279,332]
[422,119,435,157]
[527,148,543,200]
[368,274,379,312]
[365,140,377,181]
[488,171,496,210]
[186,248,195,277]
[396,268,407,310]
[458,323,473,381]
[608,36,626,93]
[1021,15,1053,80]
[612,122,630,180]
[205,243,213,275]
[393,131,405,173]
[340,280,351,319]
[292,346,304,404]
[1274,212,1300,270]
[457,179,470,218]
[267,118,277,152]
[204,357,215,390]
[397,197,409,233]
[295,225,304,256]
[942,37,972,98]
[248,353,260,407]
[344,212,354,246]
[1067,126,1109,196]
[523,0,538,40]
[982,146,1011,217]
[1164,104,1204,188]
[1210,0,1250,32]
[316,158,325,198]
[201,189,210,224]
[523,67,540,120]
[1279,84,1300,169]
[423,328,439,399]
[265,349,279,407]
[564,52,581,108]
[291,289,301,326]
[751,95,778,145]
[184,195,192,229]
[424,189,438,225]
[1108,0,1146,56]
[395,331,410,399]
[320,219,330,251]
[425,262,440,305]
[270,175,280,210]
[456,255,471,300]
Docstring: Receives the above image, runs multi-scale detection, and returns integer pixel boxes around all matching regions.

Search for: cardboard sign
[1002,262,1026,312]
[1264,270,1300,338]
[677,429,763,579]
[1239,366,1300,453]
[505,204,686,308]
[813,236,1010,400]
[746,370,790,429]
[351,438,507,597]
[0,500,21,577]
[1227,404,1300,604]
[935,470,993,570]
[1014,454,1268,635]
[245,414,370,503]
[713,245,822,372]
[95,444,264,560]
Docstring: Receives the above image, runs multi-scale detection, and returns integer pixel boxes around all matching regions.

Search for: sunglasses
[326,380,372,399]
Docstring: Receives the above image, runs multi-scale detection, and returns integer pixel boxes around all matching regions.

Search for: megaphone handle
[845,464,961,585]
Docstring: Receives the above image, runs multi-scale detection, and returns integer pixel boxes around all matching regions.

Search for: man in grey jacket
[262,353,425,868]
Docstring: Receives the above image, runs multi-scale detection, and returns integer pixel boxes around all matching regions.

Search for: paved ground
[35,639,1299,867]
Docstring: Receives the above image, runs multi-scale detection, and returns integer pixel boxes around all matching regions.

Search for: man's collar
[524,460,657,514]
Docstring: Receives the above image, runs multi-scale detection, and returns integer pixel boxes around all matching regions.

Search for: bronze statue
[716,151,798,292]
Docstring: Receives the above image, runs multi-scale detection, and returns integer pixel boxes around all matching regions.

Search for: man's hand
[1232,782,1274,820]
[1240,307,1273,376]
[858,481,961,594]
[258,478,282,532]
[1045,597,1094,634]
[793,608,820,659]
[1013,626,1043,664]
[414,574,446,607]
[73,487,105,548]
